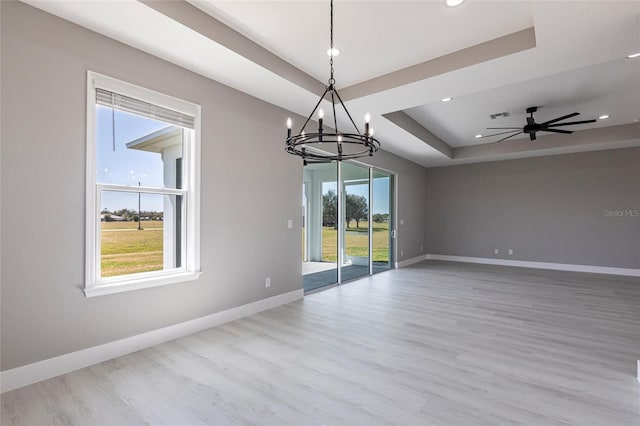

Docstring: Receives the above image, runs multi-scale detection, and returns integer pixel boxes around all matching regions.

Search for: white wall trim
[425,254,640,277]
[0,289,303,393]
[395,254,428,269]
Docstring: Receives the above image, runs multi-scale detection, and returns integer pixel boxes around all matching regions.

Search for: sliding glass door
[302,162,338,292]
[302,161,394,292]
[341,162,370,282]
[372,170,393,273]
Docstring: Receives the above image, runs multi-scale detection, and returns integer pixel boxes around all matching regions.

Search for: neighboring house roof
[101,214,124,221]
[126,126,182,153]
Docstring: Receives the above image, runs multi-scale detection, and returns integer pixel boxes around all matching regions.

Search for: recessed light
[598,114,610,120]
[441,97,452,102]
[445,0,465,7]
[327,48,340,57]
[627,52,640,59]
[475,134,483,139]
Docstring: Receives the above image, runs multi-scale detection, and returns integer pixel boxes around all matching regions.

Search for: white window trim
[85,71,201,297]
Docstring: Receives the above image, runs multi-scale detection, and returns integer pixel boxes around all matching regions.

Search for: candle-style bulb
[286,117,292,129]
[318,109,324,139]
[364,114,370,137]
[369,128,374,136]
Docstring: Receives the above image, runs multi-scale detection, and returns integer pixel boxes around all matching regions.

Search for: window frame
[85,71,201,297]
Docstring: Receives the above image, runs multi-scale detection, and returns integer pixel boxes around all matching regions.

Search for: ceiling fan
[481,107,597,142]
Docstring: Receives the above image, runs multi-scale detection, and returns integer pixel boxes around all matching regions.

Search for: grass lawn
[103,219,389,278]
[322,221,389,262]
[101,221,163,277]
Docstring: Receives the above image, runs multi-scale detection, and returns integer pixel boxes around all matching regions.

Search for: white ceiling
[191,0,535,87]
[405,58,640,147]
[22,0,640,167]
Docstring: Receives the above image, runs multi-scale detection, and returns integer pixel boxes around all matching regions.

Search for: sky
[97,106,172,212]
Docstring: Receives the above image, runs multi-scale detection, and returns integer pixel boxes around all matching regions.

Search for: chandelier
[285,0,380,163]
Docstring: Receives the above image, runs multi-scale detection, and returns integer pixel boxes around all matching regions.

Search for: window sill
[84,271,202,297]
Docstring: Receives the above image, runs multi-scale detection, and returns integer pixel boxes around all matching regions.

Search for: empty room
[1,0,639,425]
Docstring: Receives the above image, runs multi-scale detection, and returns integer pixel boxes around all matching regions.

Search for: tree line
[101,208,163,222]
[322,189,386,229]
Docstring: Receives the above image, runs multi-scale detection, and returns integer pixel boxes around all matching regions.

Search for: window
[85,72,201,297]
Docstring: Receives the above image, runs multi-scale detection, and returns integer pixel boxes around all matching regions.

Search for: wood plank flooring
[2,261,640,425]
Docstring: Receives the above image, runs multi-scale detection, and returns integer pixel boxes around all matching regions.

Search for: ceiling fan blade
[540,112,580,126]
[530,132,536,141]
[544,129,573,134]
[495,132,523,143]
[486,127,522,130]
[547,119,597,127]
[480,130,523,138]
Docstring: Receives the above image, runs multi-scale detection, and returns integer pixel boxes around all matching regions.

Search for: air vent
[489,111,511,120]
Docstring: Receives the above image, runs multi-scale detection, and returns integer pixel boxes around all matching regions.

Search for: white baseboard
[395,254,428,269]
[0,289,303,393]
[425,254,640,277]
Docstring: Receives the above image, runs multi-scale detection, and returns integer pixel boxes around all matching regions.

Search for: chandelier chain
[329,0,334,85]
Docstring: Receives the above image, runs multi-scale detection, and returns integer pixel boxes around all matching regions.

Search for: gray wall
[426,148,640,269]
[0,2,428,371]
[362,151,429,261]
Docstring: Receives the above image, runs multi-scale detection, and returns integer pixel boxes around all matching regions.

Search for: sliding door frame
[369,167,374,275]
[336,161,343,284]
[336,159,397,284]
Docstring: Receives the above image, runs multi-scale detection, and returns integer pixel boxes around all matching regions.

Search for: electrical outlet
[287,219,293,229]
[508,249,513,255]
[400,219,404,225]
[420,245,424,251]
[400,250,404,257]
[265,277,271,288]
[494,249,499,255]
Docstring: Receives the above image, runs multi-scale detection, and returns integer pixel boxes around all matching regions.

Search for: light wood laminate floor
[2,261,640,425]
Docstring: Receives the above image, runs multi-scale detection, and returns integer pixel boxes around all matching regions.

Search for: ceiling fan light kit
[482,106,597,142]
[285,0,380,164]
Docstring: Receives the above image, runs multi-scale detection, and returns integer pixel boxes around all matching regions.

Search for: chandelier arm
[333,87,361,135]
[299,86,330,133]
[330,90,343,158]
[331,90,338,133]
[330,90,339,133]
